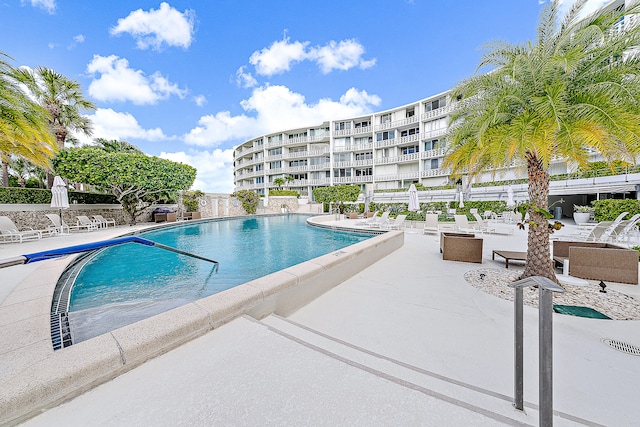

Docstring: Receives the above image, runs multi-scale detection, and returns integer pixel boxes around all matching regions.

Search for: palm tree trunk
[1,154,8,187]
[522,151,558,283]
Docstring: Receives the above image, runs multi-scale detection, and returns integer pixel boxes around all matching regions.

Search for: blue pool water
[67,215,372,341]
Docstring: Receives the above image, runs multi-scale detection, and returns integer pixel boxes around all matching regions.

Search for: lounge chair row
[0,214,117,243]
[359,211,407,230]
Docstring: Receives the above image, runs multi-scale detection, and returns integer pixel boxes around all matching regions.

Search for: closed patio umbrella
[408,184,419,212]
[459,191,465,208]
[50,176,69,232]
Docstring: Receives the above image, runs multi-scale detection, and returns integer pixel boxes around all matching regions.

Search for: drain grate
[602,338,640,356]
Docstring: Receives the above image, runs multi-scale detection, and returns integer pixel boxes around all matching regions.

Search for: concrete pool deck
[2,216,640,425]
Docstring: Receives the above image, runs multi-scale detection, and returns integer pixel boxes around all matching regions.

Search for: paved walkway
[3,218,640,426]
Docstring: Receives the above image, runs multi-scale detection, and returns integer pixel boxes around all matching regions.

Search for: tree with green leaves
[17,66,95,187]
[444,1,640,281]
[313,185,361,213]
[0,52,57,187]
[272,177,285,189]
[54,147,196,224]
[94,137,143,154]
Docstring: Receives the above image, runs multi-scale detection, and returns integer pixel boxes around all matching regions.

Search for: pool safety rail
[509,276,565,426]
[0,236,220,272]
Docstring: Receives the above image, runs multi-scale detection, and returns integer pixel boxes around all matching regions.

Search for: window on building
[255,164,263,171]
[354,119,371,128]
[270,161,282,169]
[424,97,447,112]
[354,136,372,144]
[255,177,264,184]
[430,158,440,169]
[335,121,351,131]
[355,168,373,176]
[267,134,283,143]
[289,146,306,153]
[254,152,264,160]
[355,152,373,160]
[406,107,415,118]
[333,168,351,178]
[289,160,308,167]
[402,145,419,155]
[288,132,307,139]
[380,113,391,124]
[424,139,440,151]
[254,138,263,146]
[424,118,447,132]
[400,128,419,137]
[310,157,330,166]
[290,173,307,180]
[334,152,350,162]
[268,148,282,156]
[376,130,395,142]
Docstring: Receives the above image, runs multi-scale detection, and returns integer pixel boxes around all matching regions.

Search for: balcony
[309,163,330,171]
[374,138,399,149]
[288,150,309,158]
[374,116,418,131]
[353,125,372,135]
[334,128,353,137]
[307,149,330,157]
[266,154,283,161]
[422,128,446,139]
[421,168,450,178]
[398,134,420,144]
[420,105,453,121]
[421,148,447,159]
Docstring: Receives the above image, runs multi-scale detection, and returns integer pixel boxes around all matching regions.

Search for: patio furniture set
[0,214,117,243]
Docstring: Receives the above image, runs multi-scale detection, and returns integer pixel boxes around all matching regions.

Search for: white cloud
[182,85,381,147]
[309,39,377,74]
[22,0,55,14]
[73,34,85,43]
[235,66,257,88]
[110,2,195,51]
[248,36,375,77]
[249,37,309,76]
[76,108,170,144]
[160,149,235,193]
[193,94,207,106]
[86,54,187,105]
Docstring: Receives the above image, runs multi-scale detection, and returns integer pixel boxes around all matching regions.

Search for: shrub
[232,190,260,214]
[592,199,640,221]
[269,189,300,197]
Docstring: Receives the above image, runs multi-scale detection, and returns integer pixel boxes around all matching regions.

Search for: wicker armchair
[552,241,638,284]
[440,232,483,263]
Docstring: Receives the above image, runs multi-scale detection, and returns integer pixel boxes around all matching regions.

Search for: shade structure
[50,176,69,210]
[408,184,419,212]
[459,191,464,208]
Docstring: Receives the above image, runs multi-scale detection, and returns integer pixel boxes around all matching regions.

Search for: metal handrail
[0,236,219,272]
[509,276,565,425]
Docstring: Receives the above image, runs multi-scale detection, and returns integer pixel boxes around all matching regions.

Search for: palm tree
[444,0,640,282]
[16,66,95,187]
[0,52,57,186]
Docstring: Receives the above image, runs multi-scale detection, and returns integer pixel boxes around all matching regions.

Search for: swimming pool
[62,215,374,342]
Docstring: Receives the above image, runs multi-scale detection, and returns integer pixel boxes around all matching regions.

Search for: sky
[1,0,611,193]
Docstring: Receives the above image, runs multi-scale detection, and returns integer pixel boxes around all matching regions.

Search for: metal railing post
[509,276,565,426]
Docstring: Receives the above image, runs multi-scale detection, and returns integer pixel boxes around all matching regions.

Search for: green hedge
[269,189,300,197]
[0,187,118,204]
[592,199,640,221]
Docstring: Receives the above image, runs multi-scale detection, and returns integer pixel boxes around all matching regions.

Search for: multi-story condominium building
[233,92,566,198]
[233,0,637,200]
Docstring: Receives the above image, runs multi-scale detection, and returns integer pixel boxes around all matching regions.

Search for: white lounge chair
[358,211,379,226]
[386,214,407,230]
[0,216,42,243]
[76,215,100,232]
[423,213,440,234]
[472,213,490,233]
[92,214,116,228]
[454,214,478,233]
[370,211,390,228]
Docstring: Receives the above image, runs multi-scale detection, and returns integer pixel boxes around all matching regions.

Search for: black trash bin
[553,206,562,220]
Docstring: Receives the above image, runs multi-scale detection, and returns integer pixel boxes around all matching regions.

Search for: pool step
[258,314,596,427]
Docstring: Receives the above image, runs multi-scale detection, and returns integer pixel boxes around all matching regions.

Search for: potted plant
[573,204,593,224]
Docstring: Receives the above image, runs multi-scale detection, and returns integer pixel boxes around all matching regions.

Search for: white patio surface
[1,217,639,426]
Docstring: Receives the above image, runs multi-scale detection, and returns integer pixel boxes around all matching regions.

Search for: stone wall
[0,204,168,230]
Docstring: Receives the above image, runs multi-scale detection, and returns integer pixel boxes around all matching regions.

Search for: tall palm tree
[0,52,57,186]
[444,0,640,282]
[17,66,95,187]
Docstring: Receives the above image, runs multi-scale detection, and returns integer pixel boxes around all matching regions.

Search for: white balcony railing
[420,105,453,121]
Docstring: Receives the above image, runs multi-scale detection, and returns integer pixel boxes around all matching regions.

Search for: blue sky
[1,0,610,193]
